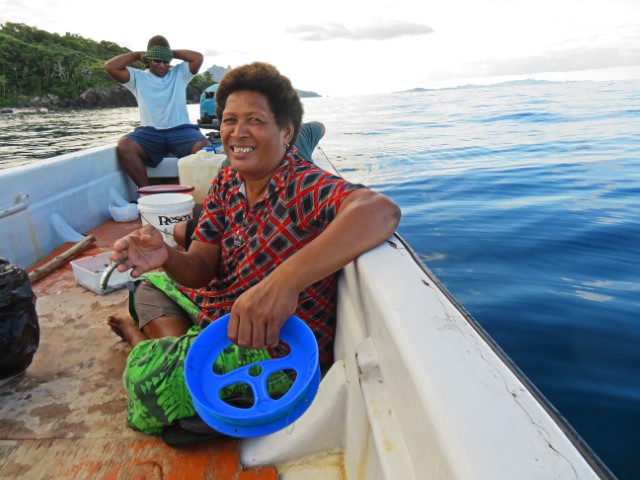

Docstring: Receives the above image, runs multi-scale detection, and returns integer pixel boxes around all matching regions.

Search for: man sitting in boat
[106,62,401,443]
[104,35,211,188]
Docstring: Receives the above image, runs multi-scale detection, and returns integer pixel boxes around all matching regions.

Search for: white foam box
[70,251,131,294]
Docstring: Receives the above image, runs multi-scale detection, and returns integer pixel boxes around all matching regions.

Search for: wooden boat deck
[0,218,277,480]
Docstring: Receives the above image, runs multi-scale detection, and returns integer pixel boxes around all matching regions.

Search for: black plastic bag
[0,257,39,379]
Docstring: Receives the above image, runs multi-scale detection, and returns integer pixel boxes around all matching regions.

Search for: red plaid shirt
[179,149,364,365]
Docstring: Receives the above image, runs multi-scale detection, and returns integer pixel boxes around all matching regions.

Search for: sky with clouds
[2,0,639,96]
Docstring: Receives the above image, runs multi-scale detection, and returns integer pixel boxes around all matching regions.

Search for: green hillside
[0,23,214,109]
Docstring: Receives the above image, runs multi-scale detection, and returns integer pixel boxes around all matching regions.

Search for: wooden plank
[27,235,96,284]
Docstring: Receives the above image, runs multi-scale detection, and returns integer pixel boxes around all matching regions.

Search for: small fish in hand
[100,258,127,292]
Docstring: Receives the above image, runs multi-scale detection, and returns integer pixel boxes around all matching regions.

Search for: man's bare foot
[107,314,147,348]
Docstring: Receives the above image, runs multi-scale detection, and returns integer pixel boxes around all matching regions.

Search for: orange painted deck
[0,219,277,480]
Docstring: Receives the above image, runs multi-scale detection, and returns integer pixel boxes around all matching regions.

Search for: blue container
[184,314,321,437]
[198,84,219,128]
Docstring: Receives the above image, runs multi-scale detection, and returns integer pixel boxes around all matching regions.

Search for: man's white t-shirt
[124,62,193,129]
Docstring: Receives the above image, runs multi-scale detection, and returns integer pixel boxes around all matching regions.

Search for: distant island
[401,79,562,94]
[203,65,320,99]
[0,22,320,110]
[296,89,322,98]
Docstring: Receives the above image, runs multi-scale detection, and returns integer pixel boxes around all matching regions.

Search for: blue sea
[1,78,638,479]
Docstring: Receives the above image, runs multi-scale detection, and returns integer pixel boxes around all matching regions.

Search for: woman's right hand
[111,224,169,278]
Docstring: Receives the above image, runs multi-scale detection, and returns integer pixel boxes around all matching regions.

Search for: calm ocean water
[1,79,638,478]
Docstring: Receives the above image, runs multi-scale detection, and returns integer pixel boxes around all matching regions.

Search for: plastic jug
[178,147,226,204]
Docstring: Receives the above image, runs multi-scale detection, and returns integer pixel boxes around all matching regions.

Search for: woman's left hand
[227,276,299,349]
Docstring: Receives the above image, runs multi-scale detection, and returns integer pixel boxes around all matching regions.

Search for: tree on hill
[0,23,215,109]
[0,23,127,107]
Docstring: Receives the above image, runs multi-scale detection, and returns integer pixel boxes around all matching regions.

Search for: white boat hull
[242,224,606,479]
[0,145,135,268]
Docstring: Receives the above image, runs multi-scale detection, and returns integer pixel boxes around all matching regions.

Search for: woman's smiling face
[220,90,293,179]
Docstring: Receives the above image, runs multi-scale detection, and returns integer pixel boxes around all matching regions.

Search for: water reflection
[0,107,141,169]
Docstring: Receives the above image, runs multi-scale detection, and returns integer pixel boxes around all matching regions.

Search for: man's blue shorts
[126,124,208,167]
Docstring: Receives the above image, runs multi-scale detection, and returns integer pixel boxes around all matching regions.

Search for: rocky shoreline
[1,83,319,113]
[2,84,203,111]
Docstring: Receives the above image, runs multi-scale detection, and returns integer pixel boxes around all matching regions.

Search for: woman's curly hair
[215,62,303,144]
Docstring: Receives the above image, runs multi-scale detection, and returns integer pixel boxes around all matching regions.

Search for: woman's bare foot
[107,314,148,348]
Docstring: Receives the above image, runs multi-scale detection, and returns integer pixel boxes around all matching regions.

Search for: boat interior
[0,146,612,479]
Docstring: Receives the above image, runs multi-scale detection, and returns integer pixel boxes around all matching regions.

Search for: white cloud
[286,19,434,41]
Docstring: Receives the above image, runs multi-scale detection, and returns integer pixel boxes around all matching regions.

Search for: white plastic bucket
[137,193,194,247]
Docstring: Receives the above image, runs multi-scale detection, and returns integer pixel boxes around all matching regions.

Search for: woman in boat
[107,61,401,438]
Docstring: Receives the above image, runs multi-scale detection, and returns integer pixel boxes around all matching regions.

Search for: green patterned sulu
[122,272,293,434]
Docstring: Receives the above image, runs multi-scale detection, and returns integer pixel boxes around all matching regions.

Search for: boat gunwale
[390,230,616,480]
